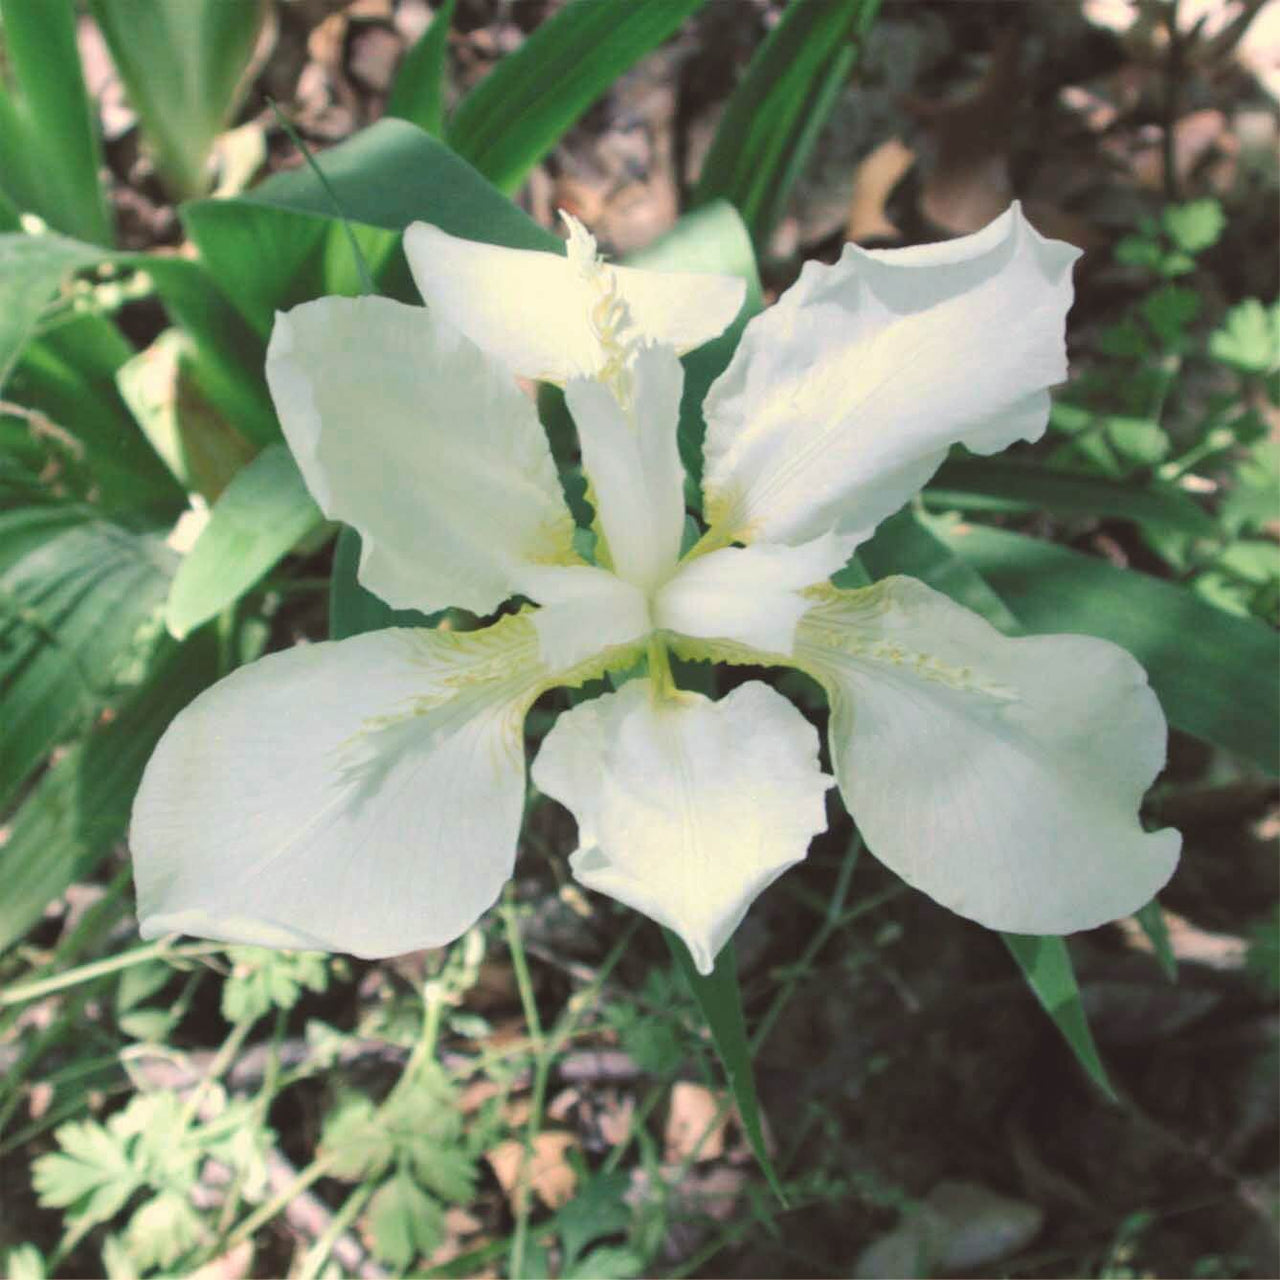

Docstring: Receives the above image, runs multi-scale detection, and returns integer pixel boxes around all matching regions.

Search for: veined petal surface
[266,296,574,617]
[404,220,745,384]
[702,205,1080,547]
[654,532,852,656]
[794,577,1180,935]
[131,618,547,957]
[564,344,686,592]
[531,680,832,974]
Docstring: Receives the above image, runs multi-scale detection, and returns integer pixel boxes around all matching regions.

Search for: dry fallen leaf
[845,137,916,244]
[486,1132,579,1212]
[663,1081,728,1164]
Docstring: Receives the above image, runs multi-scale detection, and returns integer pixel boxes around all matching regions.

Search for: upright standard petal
[531,680,832,974]
[702,205,1081,547]
[794,577,1180,935]
[404,218,746,384]
[266,295,574,617]
[563,344,686,592]
[131,617,548,957]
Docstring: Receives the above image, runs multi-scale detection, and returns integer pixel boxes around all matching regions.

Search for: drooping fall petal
[531,680,832,974]
[701,204,1080,548]
[266,295,575,617]
[131,617,548,957]
[403,217,745,384]
[794,576,1180,935]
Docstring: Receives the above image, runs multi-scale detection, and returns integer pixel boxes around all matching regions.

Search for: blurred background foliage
[0,0,1276,1276]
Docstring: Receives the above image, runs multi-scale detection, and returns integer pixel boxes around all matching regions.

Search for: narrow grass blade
[693,0,881,248]
[447,0,705,194]
[664,931,786,1202]
[88,0,266,199]
[0,0,112,244]
[1002,933,1116,1100]
[386,0,455,136]
[165,444,323,640]
[940,523,1279,773]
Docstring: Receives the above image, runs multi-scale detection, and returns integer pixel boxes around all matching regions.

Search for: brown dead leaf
[907,30,1020,235]
[845,137,916,244]
[663,1082,728,1164]
[486,1132,579,1212]
[188,1241,253,1280]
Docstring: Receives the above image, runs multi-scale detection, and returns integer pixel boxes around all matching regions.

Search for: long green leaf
[1002,933,1115,1099]
[447,0,705,195]
[386,0,455,136]
[664,932,785,1201]
[693,0,881,247]
[0,631,218,952]
[166,444,324,640]
[88,0,267,199]
[940,523,1279,772]
[926,457,1216,537]
[0,0,112,244]
[0,232,105,390]
[0,516,175,812]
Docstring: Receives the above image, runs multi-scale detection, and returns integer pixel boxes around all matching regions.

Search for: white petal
[404,220,745,384]
[795,577,1180,934]
[654,531,852,656]
[131,618,548,957]
[531,680,832,974]
[265,296,574,617]
[702,204,1081,547]
[563,344,686,591]
[512,564,651,672]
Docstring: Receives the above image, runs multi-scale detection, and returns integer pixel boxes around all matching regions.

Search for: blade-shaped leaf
[447,0,706,195]
[328,526,438,641]
[386,0,455,136]
[664,931,785,1201]
[0,514,176,811]
[88,0,267,199]
[0,0,112,244]
[940,522,1279,773]
[0,630,217,952]
[926,457,1216,537]
[1002,933,1116,1100]
[1134,899,1178,982]
[166,443,324,640]
[692,0,881,247]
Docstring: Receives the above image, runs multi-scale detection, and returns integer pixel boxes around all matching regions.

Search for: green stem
[296,1182,374,1280]
[222,1152,337,1252]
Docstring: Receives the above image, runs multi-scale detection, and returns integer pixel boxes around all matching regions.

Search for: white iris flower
[130,206,1180,974]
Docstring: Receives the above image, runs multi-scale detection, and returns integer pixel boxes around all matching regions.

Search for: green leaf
[0,515,176,812]
[0,231,106,389]
[125,1191,204,1271]
[692,0,881,247]
[664,932,785,1201]
[165,443,324,639]
[0,0,112,244]
[925,457,1215,536]
[447,0,706,195]
[938,523,1279,773]
[183,119,558,340]
[1104,415,1169,466]
[1002,933,1115,1099]
[1134,900,1177,982]
[626,200,762,493]
[386,0,455,136]
[220,947,329,1024]
[368,1172,446,1270]
[32,1117,141,1227]
[1161,199,1225,254]
[1140,283,1200,347]
[0,630,218,951]
[553,1171,632,1273]
[329,525,440,641]
[87,0,267,199]
[1209,298,1279,374]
